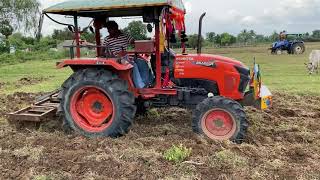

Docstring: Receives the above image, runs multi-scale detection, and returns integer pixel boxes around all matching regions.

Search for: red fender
[56,58,133,70]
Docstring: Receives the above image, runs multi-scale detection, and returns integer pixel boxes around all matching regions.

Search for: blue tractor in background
[270,33,305,55]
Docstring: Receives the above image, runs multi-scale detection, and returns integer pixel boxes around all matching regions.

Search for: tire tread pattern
[192,96,248,144]
[57,68,136,138]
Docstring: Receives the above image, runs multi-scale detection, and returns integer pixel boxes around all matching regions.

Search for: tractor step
[8,90,60,122]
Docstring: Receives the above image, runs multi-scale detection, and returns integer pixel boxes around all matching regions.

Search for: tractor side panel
[174,54,244,100]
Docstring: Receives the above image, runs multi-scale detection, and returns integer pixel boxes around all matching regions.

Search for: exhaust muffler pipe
[197,12,206,54]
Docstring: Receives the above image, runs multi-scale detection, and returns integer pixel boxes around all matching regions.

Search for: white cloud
[240,16,257,26]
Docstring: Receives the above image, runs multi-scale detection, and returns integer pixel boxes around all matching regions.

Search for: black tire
[192,96,248,144]
[58,68,136,138]
[275,48,282,55]
[292,43,305,54]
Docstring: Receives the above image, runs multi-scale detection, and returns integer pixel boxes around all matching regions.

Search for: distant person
[102,21,154,88]
[279,30,287,41]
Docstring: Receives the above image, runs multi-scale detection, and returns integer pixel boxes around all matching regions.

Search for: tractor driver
[102,21,154,88]
[279,30,287,41]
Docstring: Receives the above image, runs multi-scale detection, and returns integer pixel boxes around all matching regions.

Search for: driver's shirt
[103,32,133,56]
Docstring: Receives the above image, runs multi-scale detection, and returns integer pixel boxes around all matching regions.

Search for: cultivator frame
[8,90,60,122]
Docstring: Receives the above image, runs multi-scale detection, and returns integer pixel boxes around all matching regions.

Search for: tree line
[186,29,320,48]
[3,19,320,53]
[1,0,320,52]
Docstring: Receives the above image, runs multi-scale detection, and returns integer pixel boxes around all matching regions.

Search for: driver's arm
[126,33,135,45]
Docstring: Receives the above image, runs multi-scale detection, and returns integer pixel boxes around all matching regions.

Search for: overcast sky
[39,0,320,36]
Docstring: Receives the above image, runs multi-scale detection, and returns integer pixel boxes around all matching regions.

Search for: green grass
[163,144,192,163]
[1,42,320,95]
[0,59,72,94]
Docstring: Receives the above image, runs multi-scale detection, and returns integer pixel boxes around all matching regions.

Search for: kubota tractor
[9,0,272,143]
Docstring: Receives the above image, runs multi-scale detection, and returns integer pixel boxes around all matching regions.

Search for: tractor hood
[176,54,246,68]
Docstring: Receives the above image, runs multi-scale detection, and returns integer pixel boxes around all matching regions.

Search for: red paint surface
[174,54,246,99]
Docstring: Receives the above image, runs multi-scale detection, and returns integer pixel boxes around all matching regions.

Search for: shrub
[147,108,160,119]
[164,144,192,163]
[0,50,65,65]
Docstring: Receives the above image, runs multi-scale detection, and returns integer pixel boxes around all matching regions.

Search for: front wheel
[192,96,248,143]
[58,68,136,138]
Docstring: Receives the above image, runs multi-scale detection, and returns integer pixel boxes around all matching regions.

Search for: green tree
[237,29,256,44]
[0,20,14,49]
[81,29,96,43]
[187,34,204,49]
[123,21,147,40]
[255,34,268,43]
[312,30,320,38]
[34,36,57,51]
[0,35,9,53]
[52,28,74,41]
[0,20,14,39]
[214,34,221,46]
[305,32,310,37]
[0,0,41,35]
[206,32,216,43]
[220,33,236,46]
[8,33,26,50]
[269,31,279,41]
[249,30,256,38]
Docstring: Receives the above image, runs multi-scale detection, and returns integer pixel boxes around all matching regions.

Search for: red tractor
[9,0,272,143]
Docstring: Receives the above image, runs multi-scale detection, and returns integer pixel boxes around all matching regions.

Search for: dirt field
[0,91,319,179]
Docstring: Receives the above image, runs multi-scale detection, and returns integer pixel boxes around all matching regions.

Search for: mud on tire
[192,96,248,144]
[58,68,136,138]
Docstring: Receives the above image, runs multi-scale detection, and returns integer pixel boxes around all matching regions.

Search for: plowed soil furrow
[0,92,319,179]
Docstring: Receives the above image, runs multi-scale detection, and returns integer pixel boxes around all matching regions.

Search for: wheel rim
[70,86,114,132]
[201,108,237,140]
[295,46,302,54]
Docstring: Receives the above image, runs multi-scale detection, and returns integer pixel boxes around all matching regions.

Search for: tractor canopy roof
[43,0,185,17]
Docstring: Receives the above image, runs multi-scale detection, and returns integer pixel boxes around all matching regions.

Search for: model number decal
[176,57,194,61]
[192,61,216,68]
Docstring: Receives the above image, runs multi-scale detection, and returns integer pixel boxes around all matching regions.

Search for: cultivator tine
[8,89,61,122]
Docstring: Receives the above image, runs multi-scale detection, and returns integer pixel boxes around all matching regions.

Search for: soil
[0,92,319,179]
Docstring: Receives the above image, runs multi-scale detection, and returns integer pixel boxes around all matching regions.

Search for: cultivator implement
[8,90,60,122]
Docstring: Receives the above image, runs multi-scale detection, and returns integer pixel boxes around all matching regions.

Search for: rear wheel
[192,96,248,143]
[58,68,136,138]
[292,43,305,54]
[275,48,282,55]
